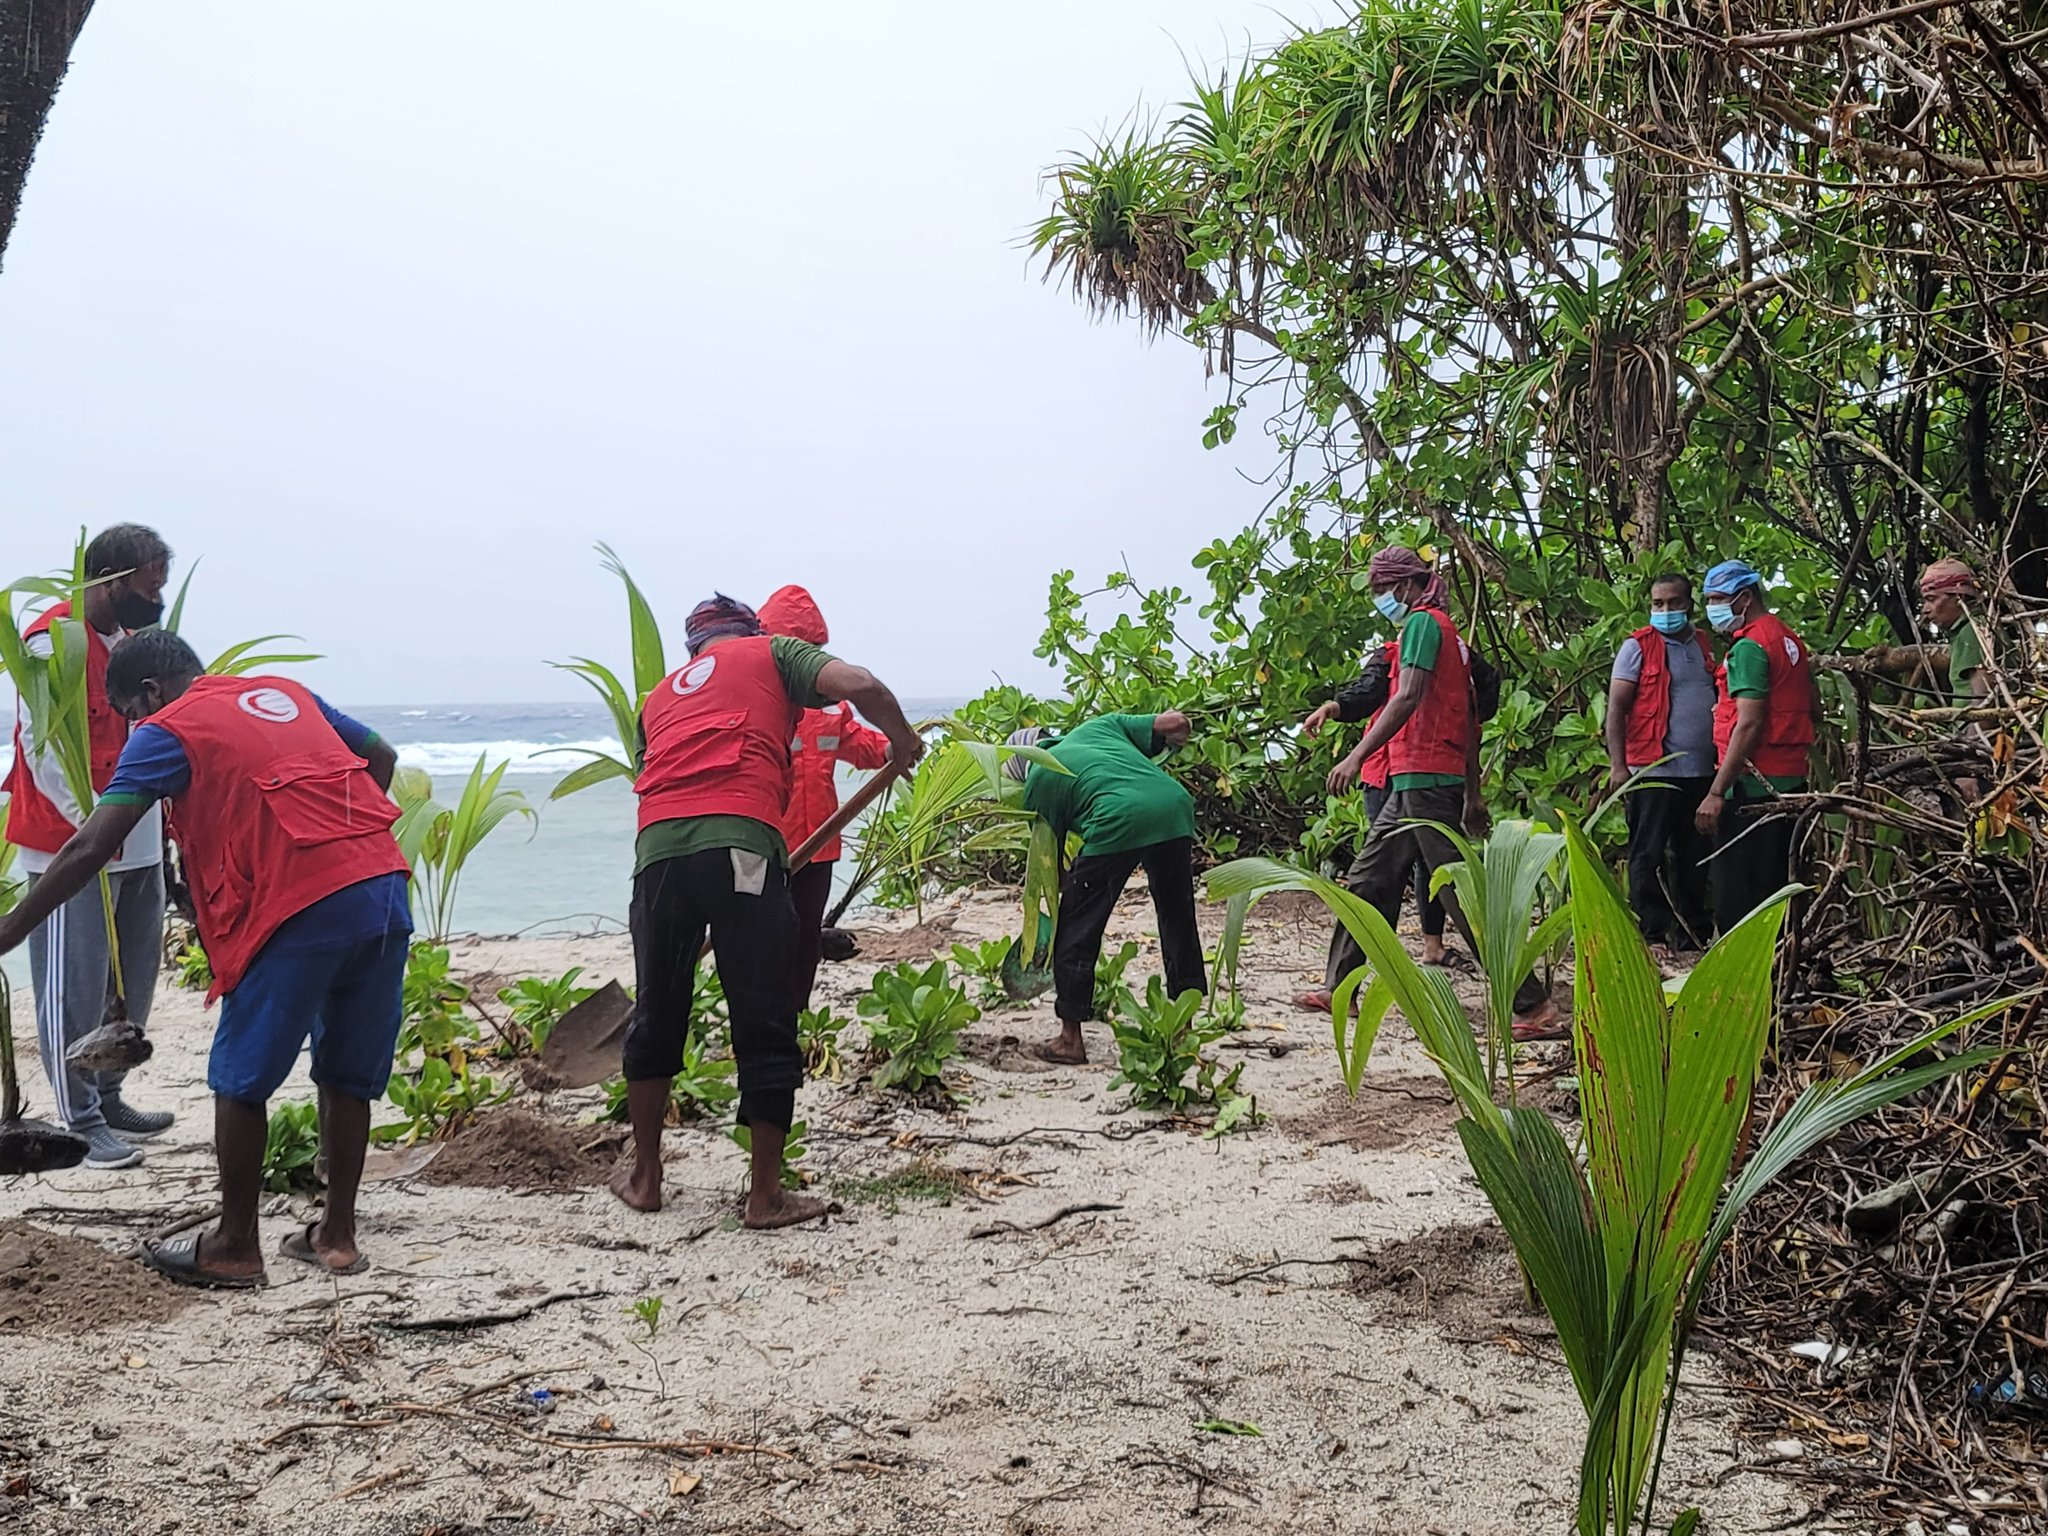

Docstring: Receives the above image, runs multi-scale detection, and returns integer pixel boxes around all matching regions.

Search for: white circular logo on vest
[238,687,300,724]
[1782,637,1802,665]
[672,656,718,695]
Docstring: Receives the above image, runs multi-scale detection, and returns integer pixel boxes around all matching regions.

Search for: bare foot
[194,1228,265,1282]
[1421,939,1448,965]
[1034,1025,1088,1065]
[743,1189,834,1230]
[610,1160,663,1212]
[1511,998,1567,1042]
[1291,990,1333,1013]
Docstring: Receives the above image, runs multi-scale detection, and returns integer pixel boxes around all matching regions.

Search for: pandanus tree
[0,0,95,274]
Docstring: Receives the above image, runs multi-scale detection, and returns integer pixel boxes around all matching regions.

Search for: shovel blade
[66,1022,154,1076]
[0,1117,90,1175]
[536,980,637,1090]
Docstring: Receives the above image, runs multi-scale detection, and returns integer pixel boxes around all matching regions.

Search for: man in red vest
[1296,547,1559,1038]
[0,632,412,1288]
[1694,559,1819,932]
[1302,637,1452,966]
[757,585,892,1014]
[3,524,175,1170]
[616,595,921,1226]
[1604,572,1718,957]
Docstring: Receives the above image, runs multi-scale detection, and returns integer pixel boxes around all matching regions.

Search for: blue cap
[1704,558,1761,597]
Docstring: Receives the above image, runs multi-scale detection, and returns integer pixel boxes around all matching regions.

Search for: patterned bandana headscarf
[1920,558,1980,599]
[1003,726,1048,782]
[1366,545,1450,610]
[684,594,762,655]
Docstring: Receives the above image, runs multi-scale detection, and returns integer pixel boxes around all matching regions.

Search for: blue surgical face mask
[1649,610,1690,636]
[1705,602,1738,634]
[1373,592,1409,623]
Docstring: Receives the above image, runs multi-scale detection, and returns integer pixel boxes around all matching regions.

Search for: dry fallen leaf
[594,1415,616,1433]
[668,1471,701,1498]
[122,1353,148,1370]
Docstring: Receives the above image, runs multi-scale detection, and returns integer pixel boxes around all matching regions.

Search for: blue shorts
[210,926,409,1105]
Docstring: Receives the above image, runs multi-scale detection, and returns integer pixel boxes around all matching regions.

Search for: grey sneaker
[101,1096,175,1140]
[81,1124,145,1171]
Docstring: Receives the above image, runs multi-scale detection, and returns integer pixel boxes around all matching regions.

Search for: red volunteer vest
[151,675,408,1002]
[635,637,799,836]
[1386,609,1473,780]
[3,603,130,854]
[779,703,891,862]
[1623,625,1715,768]
[1712,611,1816,779]
[1359,640,1398,790]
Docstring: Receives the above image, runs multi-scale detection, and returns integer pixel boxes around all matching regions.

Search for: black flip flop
[279,1222,369,1276]
[137,1230,267,1291]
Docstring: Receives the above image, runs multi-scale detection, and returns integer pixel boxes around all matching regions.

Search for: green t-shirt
[1021,713,1196,857]
[1721,637,1804,799]
[632,636,834,875]
[1388,608,1465,793]
[1948,618,1986,702]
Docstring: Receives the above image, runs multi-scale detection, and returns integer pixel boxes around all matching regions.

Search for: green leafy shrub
[263,1100,321,1193]
[949,938,1013,1006]
[398,941,477,1066]
[799,1006,848,1082]
[598,1031,736,1125]
[376,1057,509,1144]
[859,961,978,1092]
[1108,977,1245,1114]
[173,937,213,993]
[1093,941,1139,1021]
[730,1118,809,1188]
[496,966,596,1055]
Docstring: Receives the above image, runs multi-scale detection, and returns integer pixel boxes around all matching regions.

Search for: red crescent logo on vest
[1783,637,1801,664]
[673,656,718,695]
[237,687,301,724]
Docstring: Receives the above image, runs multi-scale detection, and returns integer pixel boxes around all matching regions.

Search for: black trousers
[622,850,802,1131]
[1623,775,1715,946]
[1363,784,1446,938]
[1324,782,1546,1013]
[1712,788,1802,938]
[788,860,835,1017]
[1053,837,1207,1025]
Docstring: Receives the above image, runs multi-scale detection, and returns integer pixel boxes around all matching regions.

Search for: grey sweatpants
[26,864,165,1132]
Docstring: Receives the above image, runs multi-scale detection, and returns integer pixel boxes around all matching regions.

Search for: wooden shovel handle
[786,756,910,874]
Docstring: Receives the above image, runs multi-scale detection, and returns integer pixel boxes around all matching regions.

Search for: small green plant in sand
[859,960,978,1093]
[376,1057,509,1145]
[949,938,1014,1006]
[1109,977,1248,1120]
[262,1100,322,1194]
[496,966,596,1055]
[831,1158,969,1214]
[730,1118,810,1189]
[598,1031,737,1126]
[173,936,213,993]
[799,1006,848,1082]
[628,1295,664,1337]
[1092,940,1139,1020]
[398,942,477,1066]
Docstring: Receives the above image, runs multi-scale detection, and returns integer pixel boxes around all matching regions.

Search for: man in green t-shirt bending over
[1006,713,1206,1064]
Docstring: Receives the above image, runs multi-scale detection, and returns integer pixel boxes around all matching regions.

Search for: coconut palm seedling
[730,1118,809,1189]
[545,542,667,799]
[1208,824,2009,1536]
[392,757,536,944]
[859,960,979,1093]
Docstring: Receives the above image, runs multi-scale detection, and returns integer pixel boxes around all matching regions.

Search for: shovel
[0,972,88,1175]
[538,759,910,1090]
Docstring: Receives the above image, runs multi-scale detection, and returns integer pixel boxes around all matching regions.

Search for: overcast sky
[0,0,1331,706]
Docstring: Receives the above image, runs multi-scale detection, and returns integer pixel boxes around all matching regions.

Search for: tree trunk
[0,0,94,274]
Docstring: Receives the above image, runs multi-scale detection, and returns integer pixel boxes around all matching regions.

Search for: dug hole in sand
[0,886,1811,1535]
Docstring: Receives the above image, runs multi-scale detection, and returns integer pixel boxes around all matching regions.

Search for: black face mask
[113,591,164,631]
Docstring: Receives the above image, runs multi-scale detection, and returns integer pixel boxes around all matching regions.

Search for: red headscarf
[1367,545,1451,611]
[1920,558,1980,599]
